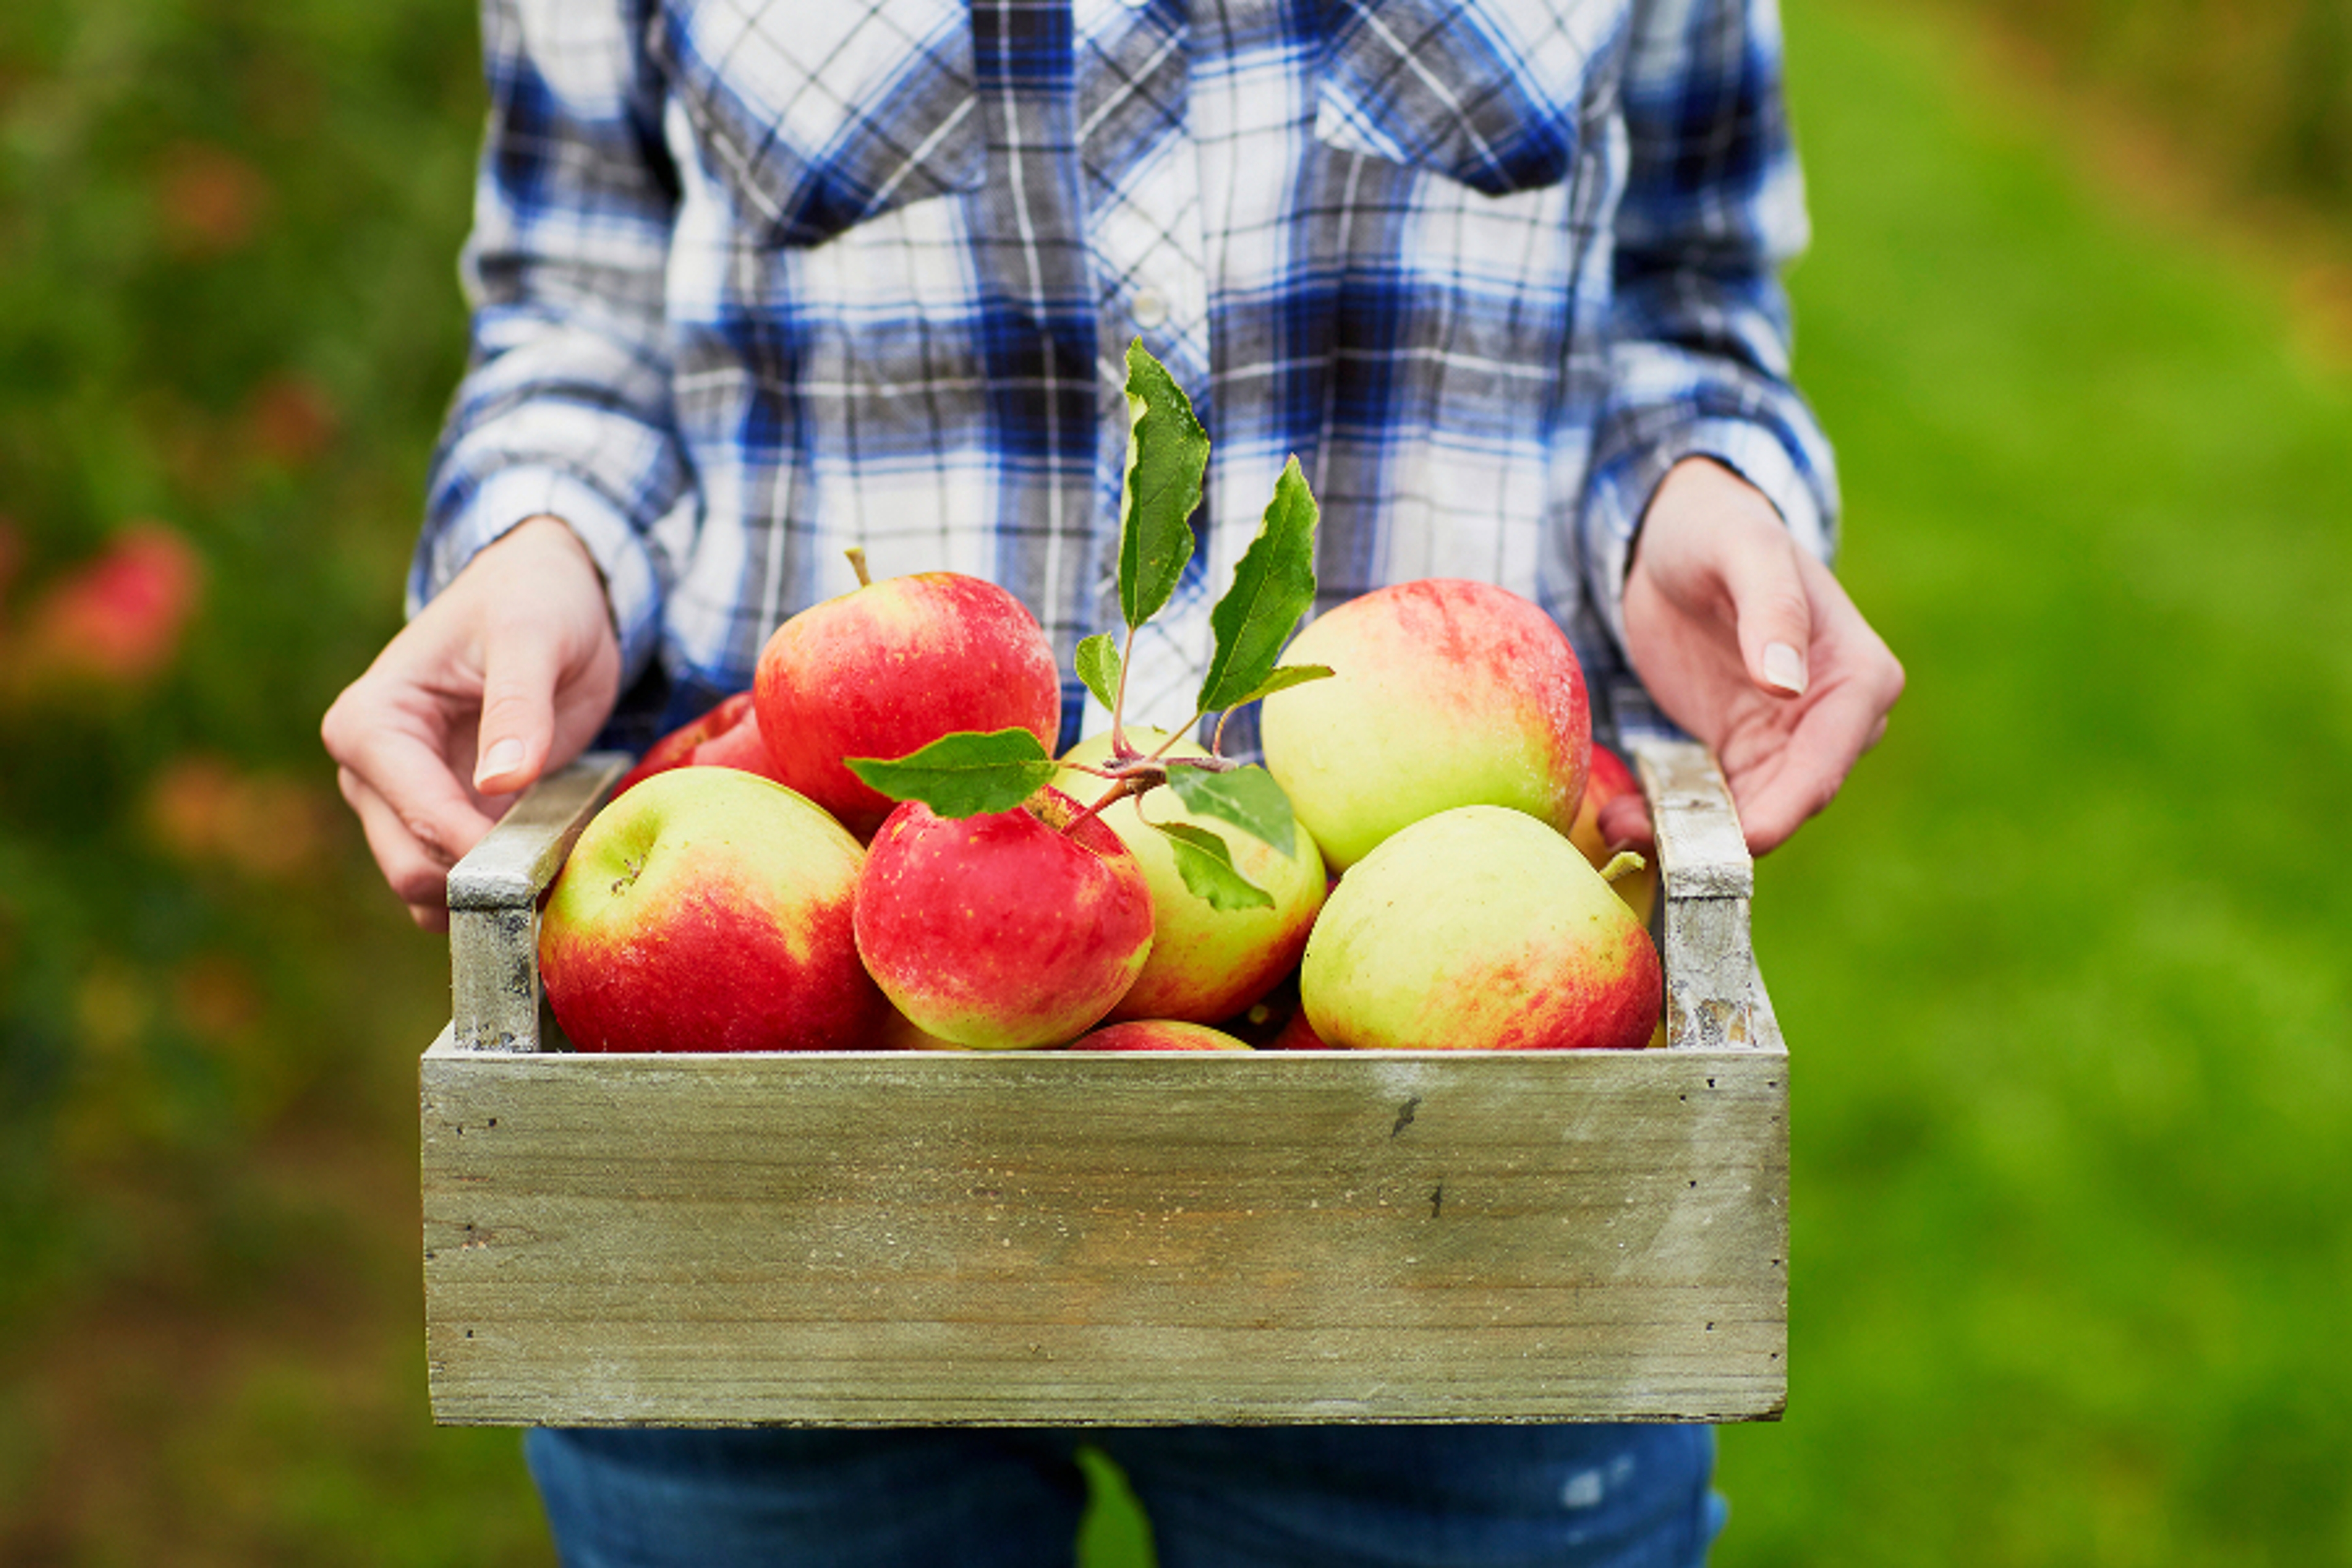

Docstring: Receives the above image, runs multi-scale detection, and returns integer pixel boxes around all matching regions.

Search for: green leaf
[1164,763,1297,859]
[1118,340,1209,630]
[1197,454,1320,714]
[1221,663,1335,708]
[1148,820,1278,912]
[1075,633,1123,713]
[845,728,1059,818]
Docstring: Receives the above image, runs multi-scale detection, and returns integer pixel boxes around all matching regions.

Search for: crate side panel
[421,1051,1786,1426]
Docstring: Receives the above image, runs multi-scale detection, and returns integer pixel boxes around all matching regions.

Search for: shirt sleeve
[1579,0,1839,652]
[412,0,688,684]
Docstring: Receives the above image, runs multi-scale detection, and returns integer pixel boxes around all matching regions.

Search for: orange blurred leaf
[153,142,272,257]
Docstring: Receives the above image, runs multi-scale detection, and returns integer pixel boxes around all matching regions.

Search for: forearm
[1581,0,1836,647]
[416,0,690,681]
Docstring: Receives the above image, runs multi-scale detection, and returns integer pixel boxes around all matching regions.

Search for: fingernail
[475,739,524,787]
[1763,641,1808,696]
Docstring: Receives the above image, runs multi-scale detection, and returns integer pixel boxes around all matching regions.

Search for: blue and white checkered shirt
[417,0,1836,750]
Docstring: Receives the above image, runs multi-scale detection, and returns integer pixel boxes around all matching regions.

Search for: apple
[1300,805,1660,1051]
[873,1000,965,1051]
[1566,742,1658,927]
[612,690,788,796]
[853,787,1155,1049]
[1071,1020,1251,1050]
[1054,728,1325,1023]
[753,562,1062,838]
[1268,1000,1329,1050]
[538,767,884,1052]
[1259,579,1591,870]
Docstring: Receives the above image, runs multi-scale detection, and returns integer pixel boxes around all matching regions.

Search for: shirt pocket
[650,0,985,248]
[1313,0,1628,195]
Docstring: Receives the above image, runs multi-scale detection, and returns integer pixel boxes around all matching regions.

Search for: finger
[1732,563,1904,854]
[336,763,481,916]
[1731,714,1853,860]
[472,620,566,795]
[1722,530,1816,699]
[1596,790,1655,854]
[326,693,502,875]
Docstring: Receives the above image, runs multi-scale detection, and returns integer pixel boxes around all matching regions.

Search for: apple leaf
[1196,454,1319,714]
[1164,762,1297,859]
[1221,662,1335,708]
[1118,341,1208,630]
[1148,820,1277,912]
[1075,632,1122,714]
[845,728,1060,819]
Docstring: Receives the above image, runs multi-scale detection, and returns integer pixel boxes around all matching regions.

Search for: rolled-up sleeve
[1580,0,1839,650]
[414,0,687,683]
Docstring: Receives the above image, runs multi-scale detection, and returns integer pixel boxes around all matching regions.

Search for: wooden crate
[421,717,1786,1428]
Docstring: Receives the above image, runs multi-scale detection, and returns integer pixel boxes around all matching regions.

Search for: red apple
[1301,805,1659,1051]
[873,1000,965,1051]
[612,690,788,796]
[753,567,1061,838]
[1566,742,1658,927]
[538,767,884,1052]
[853,788,1154,1050]
[1268,1002,1329,1051]
[1055,728,1325,1024]
[1259,579,1591,870]
[1071,1020,1251,1050]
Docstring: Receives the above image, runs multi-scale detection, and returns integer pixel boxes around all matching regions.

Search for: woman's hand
[1607,458,1905,856]
[321,516,622,930]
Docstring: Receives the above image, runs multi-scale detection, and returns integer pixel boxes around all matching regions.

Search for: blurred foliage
[1716,3,2352,1565]
[0,0,552,1559]
[2,0,2348,1562]
[0,0,468,1274]
[1931,0,2352,217]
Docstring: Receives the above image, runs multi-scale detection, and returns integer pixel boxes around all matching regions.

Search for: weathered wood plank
[446,751,628,1053]
[446,751,631,911]
[422,1036,1787,1426]
[1623,734,1760,1051]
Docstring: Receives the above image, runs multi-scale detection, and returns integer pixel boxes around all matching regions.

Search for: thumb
[1724,531,1816,699]
[472,625,564,795]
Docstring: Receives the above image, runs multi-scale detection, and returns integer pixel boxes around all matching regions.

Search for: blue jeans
[526,1423,1726,1567]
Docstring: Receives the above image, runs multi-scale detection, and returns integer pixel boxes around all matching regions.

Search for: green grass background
[1,0,2346,1562]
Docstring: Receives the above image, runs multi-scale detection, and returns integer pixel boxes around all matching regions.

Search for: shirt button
[1132,290,1169,329]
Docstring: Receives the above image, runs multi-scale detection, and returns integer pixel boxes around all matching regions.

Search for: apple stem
[1599,850,1647,886]
[1066,774,1146,837]
[845,546,872,589]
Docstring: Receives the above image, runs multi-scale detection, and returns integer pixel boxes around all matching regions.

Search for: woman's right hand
[321,516,622,931]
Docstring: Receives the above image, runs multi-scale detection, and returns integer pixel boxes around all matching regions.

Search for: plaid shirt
[417,0,1836,749]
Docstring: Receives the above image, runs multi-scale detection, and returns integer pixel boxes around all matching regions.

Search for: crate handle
[445,750,630,1052]
[1613,685,1763,1050]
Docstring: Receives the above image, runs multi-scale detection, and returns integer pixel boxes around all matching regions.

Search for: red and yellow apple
[753,570,1061,839]
[612,690,787,796]
[853,788,1155,1050]
[1071,1020,1251,1050]
[1259,579,1591,870]
[1566,742,1658,927]
[538,767,884,1052]
[1054,729,1325,1024]
[1300,805,1660,1051]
